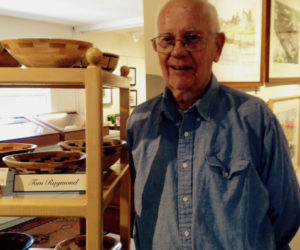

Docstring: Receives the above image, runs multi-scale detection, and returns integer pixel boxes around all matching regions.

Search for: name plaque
[13,173,86,192]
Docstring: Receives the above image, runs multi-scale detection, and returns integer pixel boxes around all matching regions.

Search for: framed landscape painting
[209,0,264,87]
[268,95,300,170]
[128,67,136,86]
[130,90,137,108]
[103,88,112,105]
[266,0,300,83]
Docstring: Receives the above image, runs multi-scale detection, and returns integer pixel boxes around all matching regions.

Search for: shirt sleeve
[260,111,300,249]
[126,115,136,183]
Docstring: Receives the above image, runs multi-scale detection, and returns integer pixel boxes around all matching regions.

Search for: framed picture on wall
[265,0,300,83]
[130,90,137,108]
[128,67,136,86]
[209,0,264,88]
[268,95,300,171]
[103,88,112,105]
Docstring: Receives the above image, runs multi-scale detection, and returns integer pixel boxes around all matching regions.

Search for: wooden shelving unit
[0,49,132,250]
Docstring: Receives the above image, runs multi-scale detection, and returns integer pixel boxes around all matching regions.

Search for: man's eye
[185,34,202,42]
[160,36,174,43]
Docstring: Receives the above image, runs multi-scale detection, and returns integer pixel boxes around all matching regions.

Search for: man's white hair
[156,0,221,34]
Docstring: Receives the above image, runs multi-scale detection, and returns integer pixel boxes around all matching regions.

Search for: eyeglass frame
[151,32,219,53]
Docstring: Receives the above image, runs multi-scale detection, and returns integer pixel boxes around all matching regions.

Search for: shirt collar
[161,74,220,121]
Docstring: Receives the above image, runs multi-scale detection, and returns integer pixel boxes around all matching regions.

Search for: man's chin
[167,82,195,91]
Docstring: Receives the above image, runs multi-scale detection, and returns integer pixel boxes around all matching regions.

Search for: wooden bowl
[81,52,119,71]
[0,48,21,67]
[1,38,93,68]
[0,232,34,250]
[55,234,121,250]
[59,139,126,170]
[0,143,37,161]
[100,52,119,72]
[2,151,86,174]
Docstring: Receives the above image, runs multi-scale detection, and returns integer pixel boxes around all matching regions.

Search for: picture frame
[130,90,137,108]
[265,0,300,83]
[209,0,264,88]
[128,67,136,86]
[267,95,300,171]
[103,88,112,105]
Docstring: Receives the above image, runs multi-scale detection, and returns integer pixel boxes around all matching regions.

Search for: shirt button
[223,171,229,177]
[182,163,188,168]
[183,196,188,202]
[184,231,190,237]
[197,117,200,122]
[184,132,189,137]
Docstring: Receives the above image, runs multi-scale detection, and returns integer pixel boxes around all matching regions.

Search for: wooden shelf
[0,67,130,89]
[0,163,129,217]
[0,57,131,250]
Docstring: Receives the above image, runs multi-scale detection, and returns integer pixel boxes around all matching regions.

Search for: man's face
[156,1,224,96]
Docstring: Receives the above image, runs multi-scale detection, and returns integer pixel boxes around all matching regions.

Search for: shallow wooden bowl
[2,151,86,174]
[0,143,37,160]
[1,38,93,68]
[59,139,126,170]
[0,48,21,67]
[55,234,122,250]
[0,232,34,250]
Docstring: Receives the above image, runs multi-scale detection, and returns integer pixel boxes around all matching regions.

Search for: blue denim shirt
[126,75,300,250]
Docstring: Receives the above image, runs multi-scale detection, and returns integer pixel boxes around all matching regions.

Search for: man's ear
[213,32,226,62]
[152,39,158,52]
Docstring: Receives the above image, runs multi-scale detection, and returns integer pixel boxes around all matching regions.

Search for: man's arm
[260,113,300,249]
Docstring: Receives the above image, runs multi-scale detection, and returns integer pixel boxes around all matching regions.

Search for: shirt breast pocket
[205,155,250,180]
[203,154,252,205]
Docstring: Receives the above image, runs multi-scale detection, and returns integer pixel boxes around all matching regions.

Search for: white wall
[76,30,146,122]
[0,16,73,39]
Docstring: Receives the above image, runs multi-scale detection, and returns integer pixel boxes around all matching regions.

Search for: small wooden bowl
[0,143,37,160]
[0,232,34,250]
[100,52,119,72]
[55,234,122,250]
[59,139,126,170]
[2,151,86,174]
[1,38,93,68]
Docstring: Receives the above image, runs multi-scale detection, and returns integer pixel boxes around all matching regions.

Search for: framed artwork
[265,0,300,83]
[128,67,136,86]
[209,0,264,87]
[268,95,300,170]
[103,88,112,105]
[130,90,137,108]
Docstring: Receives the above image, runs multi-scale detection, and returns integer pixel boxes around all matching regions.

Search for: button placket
[177,111,196,249]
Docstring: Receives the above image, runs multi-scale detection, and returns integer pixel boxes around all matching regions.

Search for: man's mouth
[170,66,193,71]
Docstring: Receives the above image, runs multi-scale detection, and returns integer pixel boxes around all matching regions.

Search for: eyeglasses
[151,33,217,53]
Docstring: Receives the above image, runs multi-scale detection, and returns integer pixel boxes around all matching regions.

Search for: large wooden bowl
[1,38,93,68]
[59,139,126,170]
[2,151,86,174]
[0,143,37,161]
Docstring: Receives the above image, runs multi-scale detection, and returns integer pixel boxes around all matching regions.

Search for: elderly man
[126,0,300,249]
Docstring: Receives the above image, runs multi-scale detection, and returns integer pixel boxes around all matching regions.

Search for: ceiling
[0,0,144,33]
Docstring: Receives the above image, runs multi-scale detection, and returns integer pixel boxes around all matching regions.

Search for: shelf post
[85,48,104,250]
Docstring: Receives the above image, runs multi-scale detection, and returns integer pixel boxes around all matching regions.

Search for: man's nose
[171,39,189,56]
